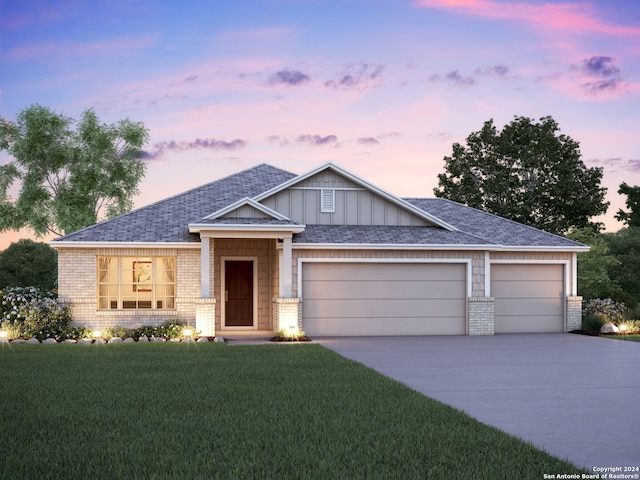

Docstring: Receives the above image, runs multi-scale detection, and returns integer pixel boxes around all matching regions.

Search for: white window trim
[97,256,176,311]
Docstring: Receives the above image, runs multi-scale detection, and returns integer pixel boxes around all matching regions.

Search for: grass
[602,334,640,342]
[0,343,583,480]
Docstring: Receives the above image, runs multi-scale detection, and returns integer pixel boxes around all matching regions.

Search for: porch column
[196,235,215,337]
[200,236,210,298]
[282,235,293,298]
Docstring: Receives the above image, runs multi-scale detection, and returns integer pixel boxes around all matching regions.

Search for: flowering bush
[0,286,71,339]
[583,298,626,328]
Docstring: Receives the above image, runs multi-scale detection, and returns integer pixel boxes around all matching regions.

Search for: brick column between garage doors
[566,296,583,332]
[467,297,495,335]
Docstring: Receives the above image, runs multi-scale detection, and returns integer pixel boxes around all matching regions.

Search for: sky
[1,0,639,249]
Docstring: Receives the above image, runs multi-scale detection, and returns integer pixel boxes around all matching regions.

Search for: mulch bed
[570,329,638,337]
[270,335,312,342]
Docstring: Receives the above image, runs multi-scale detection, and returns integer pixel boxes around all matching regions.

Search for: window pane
[97,256,176,310]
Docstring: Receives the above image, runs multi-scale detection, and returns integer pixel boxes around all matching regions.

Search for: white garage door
[302,262,467,336]
[492,264,564,333]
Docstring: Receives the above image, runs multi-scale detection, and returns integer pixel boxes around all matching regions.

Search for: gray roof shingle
[52,163,585,249]
[293,225,492,245]
[54,164,297,243]
[404,198,583,248]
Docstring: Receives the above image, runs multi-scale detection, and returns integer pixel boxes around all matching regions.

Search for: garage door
[302,262,467,336]
[492,264,564,333]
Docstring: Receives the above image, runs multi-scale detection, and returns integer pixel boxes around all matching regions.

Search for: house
[51,162,588,337]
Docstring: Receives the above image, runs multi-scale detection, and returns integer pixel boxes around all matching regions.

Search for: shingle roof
[52,163,585,250]
[53,164,297,243]
[293,225,492,245]
[405,198,582,248]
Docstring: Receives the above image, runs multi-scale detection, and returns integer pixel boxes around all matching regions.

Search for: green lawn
[0,343,583,479]
[602,334,640,342]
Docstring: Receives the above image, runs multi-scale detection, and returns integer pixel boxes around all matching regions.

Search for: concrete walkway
[317,334,640,471]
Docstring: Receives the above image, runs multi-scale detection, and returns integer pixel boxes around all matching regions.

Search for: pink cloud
[412,0,640,37]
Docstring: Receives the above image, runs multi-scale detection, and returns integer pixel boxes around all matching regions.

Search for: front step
[220,330,273,344]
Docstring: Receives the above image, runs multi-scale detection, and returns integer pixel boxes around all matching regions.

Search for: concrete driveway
[317,334,640,471]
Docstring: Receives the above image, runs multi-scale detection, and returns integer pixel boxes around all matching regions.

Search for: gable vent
[321,189,335,213]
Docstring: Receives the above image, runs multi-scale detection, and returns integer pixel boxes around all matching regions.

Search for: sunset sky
[1,0,639,249]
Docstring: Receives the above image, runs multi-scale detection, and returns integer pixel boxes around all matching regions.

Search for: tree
[0,104,149,236]
[605,228,640,308]
[566,227,621,301]
[0,239,58,291]
[615,183,640,228]
[434,116,609,236]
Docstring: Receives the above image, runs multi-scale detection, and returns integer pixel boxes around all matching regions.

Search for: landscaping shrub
[272,328,310,341]
[0,286,71,339]
[581,314,607,332]
[103,325,131,340]
[60,326,93,340]
[130,319,196,340]
[582,298,626,329]
[620,320,640,333]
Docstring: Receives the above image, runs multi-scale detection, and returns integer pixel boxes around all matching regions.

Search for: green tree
[434,116,609,235]
[0,239,58,291]
[605,228,640,308]
[0,104,149,236]
[615,183,640,228]
[567,227,621,301]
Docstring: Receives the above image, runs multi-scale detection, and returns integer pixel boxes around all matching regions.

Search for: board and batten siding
[261,170,431,226]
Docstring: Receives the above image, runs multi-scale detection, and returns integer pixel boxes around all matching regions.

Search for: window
[321,188,335,212]
[98,257,175,310]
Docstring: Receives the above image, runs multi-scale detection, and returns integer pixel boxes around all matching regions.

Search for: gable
[260,166,437,227]
[220,205,270,219]
[203,197,290,221]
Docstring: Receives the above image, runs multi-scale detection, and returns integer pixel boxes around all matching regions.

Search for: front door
[224,260,254,327]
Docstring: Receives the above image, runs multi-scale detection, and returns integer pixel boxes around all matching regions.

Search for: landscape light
[619,324,627,332]
[93,330,102,339]
[281,311,299,337]
[0,331,7,339]
[183,328,193,338]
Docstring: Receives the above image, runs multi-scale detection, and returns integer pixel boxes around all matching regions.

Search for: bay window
[97,256,175,310]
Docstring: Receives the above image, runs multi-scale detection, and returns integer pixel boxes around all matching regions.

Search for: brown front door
[225,260,254,327]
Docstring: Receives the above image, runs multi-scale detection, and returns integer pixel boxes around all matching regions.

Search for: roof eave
[291,243,589,252]
[497,245,590,252]
[188,223,306,234]
[50,241,199,249]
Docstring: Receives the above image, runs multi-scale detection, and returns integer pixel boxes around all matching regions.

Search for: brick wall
[467,297,495,335]
[273,298,302,333]
[56,247,201,330]
[566,296,583,332]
